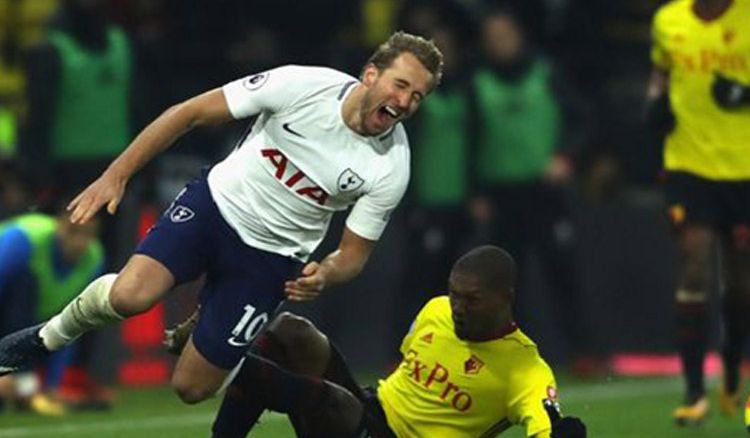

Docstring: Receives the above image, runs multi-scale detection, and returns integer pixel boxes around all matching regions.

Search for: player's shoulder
[363,123,410,190]
[653,0,691,23]
[507,327,538,349]
[0,224,29,242]
[506,333,553,377]
[492,328,547,369]
[417,296,451,322]
[273,64,357,89]
[735,0,750,12]
[377,124,410,161]
[390,123,409,144]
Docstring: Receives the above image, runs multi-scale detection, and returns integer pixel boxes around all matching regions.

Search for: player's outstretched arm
[285,227,375,301]
[67,88,234,224]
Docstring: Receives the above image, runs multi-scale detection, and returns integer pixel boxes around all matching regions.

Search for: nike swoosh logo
[282,122,305,138]
[227,337,250,347]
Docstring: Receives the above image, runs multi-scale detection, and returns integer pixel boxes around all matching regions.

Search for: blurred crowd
[0,0,675,415]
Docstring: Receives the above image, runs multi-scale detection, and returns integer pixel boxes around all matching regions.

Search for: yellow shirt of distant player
[377,297,556,438]
[651,0,750,180]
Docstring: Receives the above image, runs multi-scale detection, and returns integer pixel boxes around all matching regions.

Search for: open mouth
[378,105,401,121]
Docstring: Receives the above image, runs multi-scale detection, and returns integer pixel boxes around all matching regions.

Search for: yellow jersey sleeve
[651,7,672,70]
[507,359,556,437]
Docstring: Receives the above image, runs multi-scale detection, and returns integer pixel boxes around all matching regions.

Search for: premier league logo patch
[169,205,195,223]
[337,168,364,192]
[242,72,269,91]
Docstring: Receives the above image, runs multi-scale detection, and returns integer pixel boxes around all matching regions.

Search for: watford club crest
[464,354,485,375]
[723,29,736,45]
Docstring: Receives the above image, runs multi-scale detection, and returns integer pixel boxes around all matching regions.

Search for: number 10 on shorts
[227,304,269,347]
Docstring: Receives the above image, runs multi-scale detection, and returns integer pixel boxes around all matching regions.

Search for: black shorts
[664,171,750,229]
[360,387,397,438]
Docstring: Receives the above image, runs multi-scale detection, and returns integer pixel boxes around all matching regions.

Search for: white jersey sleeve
[345,127,410,241]
[222,65,308,119]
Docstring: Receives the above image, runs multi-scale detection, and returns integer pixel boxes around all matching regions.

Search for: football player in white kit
[0,32,443,407]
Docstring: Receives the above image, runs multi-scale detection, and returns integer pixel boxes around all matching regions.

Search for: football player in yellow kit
[647,0,750,427]
[208,245,586,437]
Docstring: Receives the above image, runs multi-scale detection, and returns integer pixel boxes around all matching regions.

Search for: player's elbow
[170,88,231,128]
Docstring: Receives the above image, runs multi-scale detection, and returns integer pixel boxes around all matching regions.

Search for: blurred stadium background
[0,0,746,436]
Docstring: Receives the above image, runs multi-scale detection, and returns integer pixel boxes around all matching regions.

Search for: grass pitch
[0,376,745,437]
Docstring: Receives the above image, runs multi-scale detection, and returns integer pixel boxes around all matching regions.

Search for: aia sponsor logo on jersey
[243,72,269,91]
[261,148,330,206]
[464,354,485,375]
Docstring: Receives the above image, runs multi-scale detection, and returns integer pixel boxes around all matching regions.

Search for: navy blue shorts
[136,170,302,369]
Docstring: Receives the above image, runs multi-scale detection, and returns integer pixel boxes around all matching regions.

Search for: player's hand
[67,171,128,224]
[712,73,750,109]
[551,417,586,438]
[544,399,586,438]
[284,261,327,301]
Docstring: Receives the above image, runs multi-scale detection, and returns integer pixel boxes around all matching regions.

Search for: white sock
[14,372,39,398]
[39,274,125,350]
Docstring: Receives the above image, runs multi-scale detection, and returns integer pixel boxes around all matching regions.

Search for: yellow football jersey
[651,0,750,180]
[377,297,557,437]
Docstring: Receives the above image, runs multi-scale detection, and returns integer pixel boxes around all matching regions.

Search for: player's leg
[0,170,223,380]
[211,312,367,437]
[719,242,746,416]
[0,255,174,376]
[269,313,367,436]
[212,351,364,438]
[665,173,717,425]
[172,214,302,404]
[719,182,750,417]
[672,223,715,424]
[170,336,232,404]
[211,312,332,436]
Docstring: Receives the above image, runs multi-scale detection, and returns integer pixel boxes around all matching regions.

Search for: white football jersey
[208,65,410,261]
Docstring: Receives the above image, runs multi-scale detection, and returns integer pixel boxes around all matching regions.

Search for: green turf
[0,376,745,437]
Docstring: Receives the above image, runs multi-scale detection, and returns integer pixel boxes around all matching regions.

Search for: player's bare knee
[171,374,213,405]
[109,275,159,317]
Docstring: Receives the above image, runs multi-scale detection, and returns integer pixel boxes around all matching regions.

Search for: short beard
[359,92,376,135]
